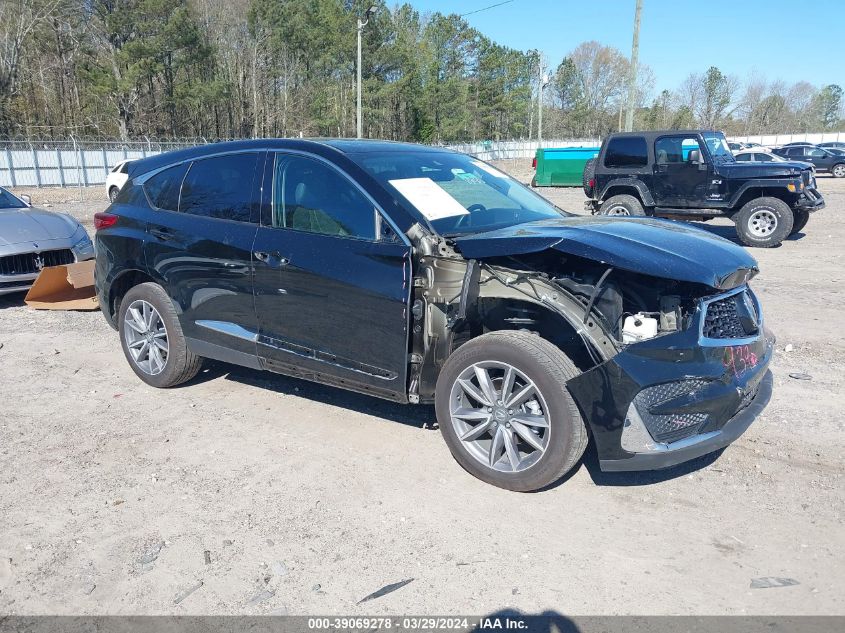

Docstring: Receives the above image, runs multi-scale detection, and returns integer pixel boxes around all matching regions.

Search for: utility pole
[356,6,377,139]
[537,54,549,146]
[624,0,643,132]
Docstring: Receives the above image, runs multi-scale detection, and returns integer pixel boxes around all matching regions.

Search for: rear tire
[109,187,120,202]
[118,282,203,388]
[832,163,845,178]
[599,194,645,216]
[582,158,596,197]
[435,331,588,492]
[790,209,810,235]
[734,197,793,248]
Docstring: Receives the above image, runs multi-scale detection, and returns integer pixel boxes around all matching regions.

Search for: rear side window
[604,137,648,168]
[144,163,189,211]
[180,153,259,222]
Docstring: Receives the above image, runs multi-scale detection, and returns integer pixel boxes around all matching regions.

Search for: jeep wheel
[118,282,203,388]
[832,163,845,178]
[435,331,588,492]
[734,197,794,248]
[582,158,596,197]
[599,194,644,216]
[790,209,810,235]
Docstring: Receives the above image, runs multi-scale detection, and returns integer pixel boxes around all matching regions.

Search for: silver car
[0,186,95,296]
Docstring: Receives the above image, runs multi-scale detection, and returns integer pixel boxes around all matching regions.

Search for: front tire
[734,197,793,248]
[832,163,845,178]
[790,209,810,235]
[109,187,120,202]
[118,282,202,388]
[599,194,644,216]
[435,331,588,492]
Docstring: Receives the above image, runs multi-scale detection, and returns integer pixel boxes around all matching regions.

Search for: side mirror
[20,194,32,206]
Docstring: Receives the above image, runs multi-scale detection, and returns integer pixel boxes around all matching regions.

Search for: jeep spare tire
[582,158,596,196]
[598,194,644,216]
[734,197,794,248]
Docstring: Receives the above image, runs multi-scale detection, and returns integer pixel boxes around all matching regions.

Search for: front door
[252,152,412,400]
[652,136,711,207]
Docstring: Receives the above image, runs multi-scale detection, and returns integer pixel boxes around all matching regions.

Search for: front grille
[634,380,710,444]
[702,291,758,340]
[0,249,75,276]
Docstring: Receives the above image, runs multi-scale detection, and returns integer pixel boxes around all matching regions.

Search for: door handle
[149,227,174,241]
[254,251,289,267]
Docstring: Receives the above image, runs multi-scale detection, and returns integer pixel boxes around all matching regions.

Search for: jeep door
[251,152,412,400]
[652,136,711,207]
[142,152,262,362]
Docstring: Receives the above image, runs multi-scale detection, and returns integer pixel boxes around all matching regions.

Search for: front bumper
[599,370,772,471]
[566,304,775,472]
[0,237,94,296]
[796,186,825,212]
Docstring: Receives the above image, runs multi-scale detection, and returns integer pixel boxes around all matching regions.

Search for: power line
[460,0,515,18]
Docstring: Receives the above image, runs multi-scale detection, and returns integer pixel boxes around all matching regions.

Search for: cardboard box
[24,260,99,311]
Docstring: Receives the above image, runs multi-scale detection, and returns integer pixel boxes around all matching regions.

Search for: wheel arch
[597,178,655,207]
[107,268,161,324]
[730,184,797,213]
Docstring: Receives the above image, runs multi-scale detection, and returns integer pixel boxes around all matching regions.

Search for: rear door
[252,152,411,400]
[143,151,262,362]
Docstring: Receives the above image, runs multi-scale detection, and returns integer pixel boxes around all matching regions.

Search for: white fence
[2,131,842,188]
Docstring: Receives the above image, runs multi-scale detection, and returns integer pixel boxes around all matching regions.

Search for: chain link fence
[1,132,842,189]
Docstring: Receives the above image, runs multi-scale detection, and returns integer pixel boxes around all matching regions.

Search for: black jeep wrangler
[583,130,825,247]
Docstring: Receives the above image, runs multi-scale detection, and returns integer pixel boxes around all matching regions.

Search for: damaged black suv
[94,140,774,491]
[584,130,824,247]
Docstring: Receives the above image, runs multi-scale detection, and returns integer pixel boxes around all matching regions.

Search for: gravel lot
[1,165,843,616]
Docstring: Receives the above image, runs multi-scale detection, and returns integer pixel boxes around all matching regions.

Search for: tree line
[1,0,842,143]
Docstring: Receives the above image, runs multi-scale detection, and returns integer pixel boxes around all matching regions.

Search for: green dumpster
[532,146,600,187]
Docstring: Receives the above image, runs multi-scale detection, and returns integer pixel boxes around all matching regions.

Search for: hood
[716,161,811,178]
[0,207,79,247]
[454,216,758,290]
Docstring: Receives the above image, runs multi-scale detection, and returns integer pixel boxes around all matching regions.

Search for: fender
[723,177,801,208]
[597,177,656,207]
[409,256,618,402]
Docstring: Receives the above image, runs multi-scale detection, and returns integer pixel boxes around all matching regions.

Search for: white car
[106,159,132,202]
[734,151,787,163]
[728,141,771,154]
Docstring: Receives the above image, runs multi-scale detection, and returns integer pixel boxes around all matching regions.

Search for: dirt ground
[1,164,843,616]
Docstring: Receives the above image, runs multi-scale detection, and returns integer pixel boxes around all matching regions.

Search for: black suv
[583,130,824,247]
[772,144,845,178]
[95,139,773,491]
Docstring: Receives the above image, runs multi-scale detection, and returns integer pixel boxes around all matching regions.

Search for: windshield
[0,187,26,209]
[702,132,735,163]
[350,151,565,236]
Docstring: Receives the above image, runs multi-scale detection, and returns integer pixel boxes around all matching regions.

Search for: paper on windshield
[388,177,469,221]
[471,160,507,178]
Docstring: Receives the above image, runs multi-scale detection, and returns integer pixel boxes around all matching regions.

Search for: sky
[407,0,844,93]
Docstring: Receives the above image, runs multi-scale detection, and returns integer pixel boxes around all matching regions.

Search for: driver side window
[272,155,375,240]
[655,137,701,164]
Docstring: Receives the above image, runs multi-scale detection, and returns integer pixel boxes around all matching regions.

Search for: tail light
[589,178,595,188]
[94,212,118,231]
[532,157,537,168]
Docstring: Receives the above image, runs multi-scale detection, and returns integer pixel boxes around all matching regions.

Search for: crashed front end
[566,284,773,471]
[448,217,774,472]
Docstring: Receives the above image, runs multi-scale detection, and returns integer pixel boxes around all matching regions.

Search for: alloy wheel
[123,299,169,375]
[833,164,845,177]
[747,208,778,238]
[449,361,550,473]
